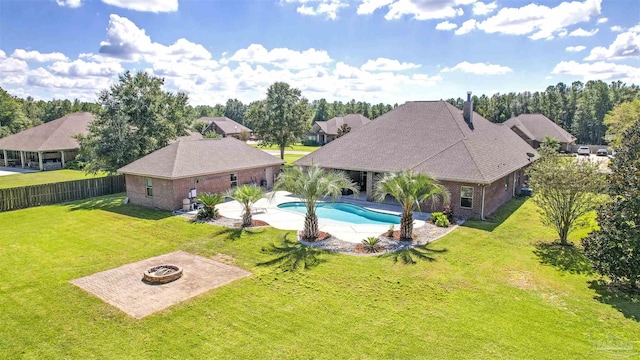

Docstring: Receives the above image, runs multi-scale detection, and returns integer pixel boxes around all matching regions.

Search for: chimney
[463,91,474,128]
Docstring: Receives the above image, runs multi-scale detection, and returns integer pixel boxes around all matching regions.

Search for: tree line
[446,80,640,145]
[2,79,639,145]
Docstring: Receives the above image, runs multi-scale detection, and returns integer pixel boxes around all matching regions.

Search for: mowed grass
[0,169,106,189]
[251,142,320,152]
[1,195,638,359]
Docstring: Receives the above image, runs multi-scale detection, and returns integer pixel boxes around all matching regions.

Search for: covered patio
[0,112,92,171]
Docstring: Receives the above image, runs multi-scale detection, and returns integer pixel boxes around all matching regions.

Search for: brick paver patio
[71,250,251,318]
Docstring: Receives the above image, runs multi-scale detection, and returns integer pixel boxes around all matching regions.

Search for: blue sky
[0,0,638,105]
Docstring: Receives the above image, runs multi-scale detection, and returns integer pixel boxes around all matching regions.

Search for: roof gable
[505,114,576,144]
[118,137,283,179]
[199,117,251,135]
[312,114,371,135]
[0,112,93,152]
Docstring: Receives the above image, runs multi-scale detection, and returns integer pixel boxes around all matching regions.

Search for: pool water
[277,202,400,225]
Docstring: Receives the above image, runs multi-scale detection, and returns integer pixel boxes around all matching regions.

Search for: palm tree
[274,165,359,240]
[224,184,265,227]
[374,171,450,240]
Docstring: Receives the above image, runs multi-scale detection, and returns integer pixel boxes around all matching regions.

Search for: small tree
[239,130,251,142]
[374,171,450,240]
[528,148,606,245]
[191,119,208,134]
[539,135,559,152]
[203,131,222,139]
[274,165,358,240]
[224,184,265,227]
[336,124,351,138]
[582,120,640,289]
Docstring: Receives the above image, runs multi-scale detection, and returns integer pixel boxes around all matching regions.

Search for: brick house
[503,114,576,152]
[118,138,283,211]
[199,117,252,139]
[294,95,539,219]
[307,114,371,144]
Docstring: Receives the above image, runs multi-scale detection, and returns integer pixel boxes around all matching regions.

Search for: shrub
[301,139,320,146]
[362,237,382,253]
[431,212,450,227]
[64,159,83,170]
[443,205,454,222]
[196,193,223,219]
[387,224,395,237]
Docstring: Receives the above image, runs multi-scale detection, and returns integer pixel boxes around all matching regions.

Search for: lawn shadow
[257,234,331,271]
[381,244,448,265]
[461,197,527,232]
[67,195,172,220]
[212,226,264,241]
[588,280,640,322]
[533,241,594,275]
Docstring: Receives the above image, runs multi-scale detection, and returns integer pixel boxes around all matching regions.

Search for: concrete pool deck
[216,191,430,244]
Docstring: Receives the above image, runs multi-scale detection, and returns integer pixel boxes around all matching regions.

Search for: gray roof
[295,101,539,184]
[118,137,283,179]
[0,112,93,152]
[199,117,251,135]
[173,130,203,142]
[313,114,371,135]
[503,114,576,144]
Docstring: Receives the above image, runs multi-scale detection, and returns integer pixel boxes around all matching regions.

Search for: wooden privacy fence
[0,175,125,212]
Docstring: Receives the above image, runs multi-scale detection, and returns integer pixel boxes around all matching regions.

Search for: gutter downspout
[481,185,486,221]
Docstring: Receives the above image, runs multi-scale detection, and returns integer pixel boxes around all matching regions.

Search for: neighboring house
[118,137,283,211]
[503,114,576,152]
[308,114,371,144]
[199,117,252,139]
[294,96,539,219]
[0,112,93,171]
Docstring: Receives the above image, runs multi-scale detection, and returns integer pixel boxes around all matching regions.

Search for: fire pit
[143,264,183,284]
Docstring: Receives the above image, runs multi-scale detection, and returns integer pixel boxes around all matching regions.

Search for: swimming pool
[277,202,400,225]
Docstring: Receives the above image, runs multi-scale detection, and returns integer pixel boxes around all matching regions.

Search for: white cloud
[11,49,69,62]
[610,25,624,32]
[49,59,124,77]
[568,28,599,37]
[455,19,476,35]
[566,45,587,52]
[55,0,82,8]
[472,1,497,16]
[98,14,211,61]
[597,17,608,24]
[356,0,393,14]
[0,58,28,73]
[584,30,640,61]
[294,0,349,20]
[0,50,5,59]
[26,67,112,91]
[552,60,640,83]
[361,57,421,71]
[476,0,601,40]
[229,43,332,70]
[101,0,178,13]
[441,61,512,75]
[383,0,473,21]
[435,21,457,31]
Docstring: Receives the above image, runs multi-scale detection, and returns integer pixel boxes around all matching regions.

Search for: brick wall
[125,175,176,210]
[125,165,281,211]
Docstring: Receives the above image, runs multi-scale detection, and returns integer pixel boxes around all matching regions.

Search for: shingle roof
[118,137,283,179]
[0,112,93,152]
[503,114,576,144]
[199,117,251,135]
[295,101,539,184]
[314,114,371,135]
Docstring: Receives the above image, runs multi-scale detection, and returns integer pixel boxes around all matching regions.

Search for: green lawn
[1,195,638,358]
[0,169,106,189]
[251,142,320,152]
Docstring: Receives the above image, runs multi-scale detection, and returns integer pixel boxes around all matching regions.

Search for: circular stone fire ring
[143,264,183,284]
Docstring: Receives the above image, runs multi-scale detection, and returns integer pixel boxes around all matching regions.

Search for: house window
[145,178,153,197]
[460,186,473,208]
[230,173,238,188]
